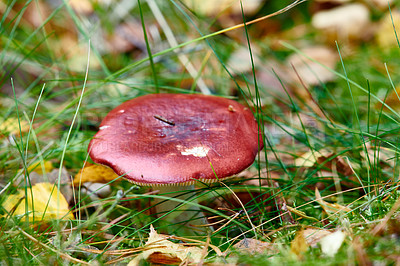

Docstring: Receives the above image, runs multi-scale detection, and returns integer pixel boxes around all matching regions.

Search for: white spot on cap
[177,145,210,158]
[99,125,110,130]
[118,110,125,113]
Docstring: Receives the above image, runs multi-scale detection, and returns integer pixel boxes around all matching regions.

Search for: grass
[1,0,400,264]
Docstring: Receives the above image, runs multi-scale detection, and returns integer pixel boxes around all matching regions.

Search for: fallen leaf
[287,46,338,86]
[315,187,352,216]
[127,225,204,266]
[27,167,73,203]
[182,0,262,16]
[371,0,394,10]
[376,10,400,49]
[302,228,332,247]
[69,0,93,15]
[73,164,119,185]
[233,238,279,255]
[312,3,371,42]
[295,149,353,177]
[0,117,30,137]
[105,22,146,54]
[227,46,260,74]
[319,230,346,257]
[27,161,54,175]
[290,230,309,259]
[1,182,74,221]
[295,149,331,167]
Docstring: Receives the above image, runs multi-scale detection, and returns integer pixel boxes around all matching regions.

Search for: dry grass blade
[219,181,259,237]
[17,227,89,265]
[315,187,352,216]
[213,211,241,234]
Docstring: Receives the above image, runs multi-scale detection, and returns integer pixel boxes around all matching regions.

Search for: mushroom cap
[88,94,263,186]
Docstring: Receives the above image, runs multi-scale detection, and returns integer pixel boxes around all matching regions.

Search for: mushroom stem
[154,184,209,233]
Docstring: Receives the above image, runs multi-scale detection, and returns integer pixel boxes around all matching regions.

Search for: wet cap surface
[88,94,264,185]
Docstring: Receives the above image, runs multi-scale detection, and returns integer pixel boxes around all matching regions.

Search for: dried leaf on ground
[227,46,260,74]
[371,0,394,10]
[127,225,204,266]
[311,3,371,42]
[376,10,400,49]
[315,187,351,216]
[73,164,119,185]
[360,142,396,169]
[287,46,338,86]
[319,230,346,257]
[293,228,345,257]
[26,167,73,203]
[182,0,262,16]
[0,118,30,137]
[1,182,74,221]
[291,230,309,259]
[295,149,332,168]
[27,161,54,175]
[69,0,93,15]
[302,228,332,247]
[295,149,353,177]
[233,238,279,255]
[105,22,147,54]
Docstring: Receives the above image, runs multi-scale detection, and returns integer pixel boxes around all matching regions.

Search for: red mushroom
[88,94,263,231]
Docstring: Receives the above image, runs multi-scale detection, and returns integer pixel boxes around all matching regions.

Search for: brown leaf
[127,225,204,266]
[311,3,371,43]
[353,236,372,266]
[287,46,338,86]
[295,149,353,177]
[315,187,352,216]
[181,0,262,16]
[69,0,93,15]
[295,149,332,168]
[233,238,279,255]
[302,228,332,247]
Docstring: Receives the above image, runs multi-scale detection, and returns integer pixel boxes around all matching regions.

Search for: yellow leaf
[376,11,400,49]
[73,164,119,185]
[0,118,29,136]
[290,231,309,259]
[27,161,54,175]
[295,149,331,167]
[315,188,352,216]
[128,225,204,266]
[2,183,74,221]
